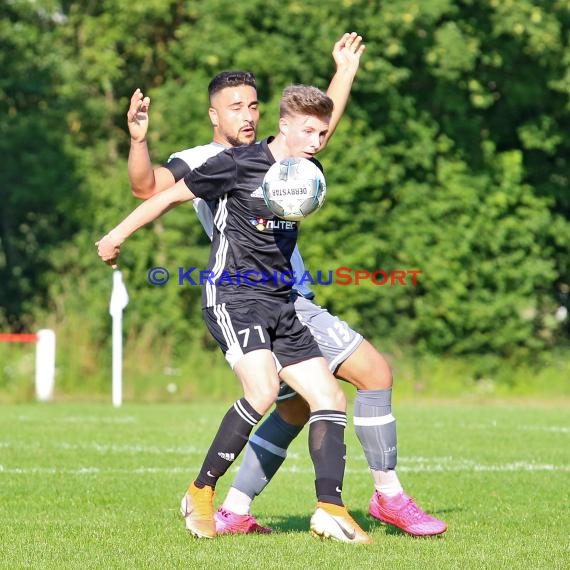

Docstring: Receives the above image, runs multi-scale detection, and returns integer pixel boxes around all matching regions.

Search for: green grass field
[1,400,568,569]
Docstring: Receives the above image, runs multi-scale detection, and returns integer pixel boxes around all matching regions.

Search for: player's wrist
[333,65,358,78]
[107,229,126,246]
[130,136,147,145]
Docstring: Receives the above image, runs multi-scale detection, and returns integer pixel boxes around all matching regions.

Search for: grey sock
[353,388,397,470]
[232,409,303,499]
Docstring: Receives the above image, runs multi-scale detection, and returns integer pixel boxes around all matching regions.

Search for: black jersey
[184,138,320,307]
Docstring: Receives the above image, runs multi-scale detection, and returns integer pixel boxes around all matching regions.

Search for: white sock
[372,469,404,496]
[222,486,253,515]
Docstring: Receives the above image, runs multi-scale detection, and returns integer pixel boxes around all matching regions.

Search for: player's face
[209,86,259,147]
[280,113,330,159]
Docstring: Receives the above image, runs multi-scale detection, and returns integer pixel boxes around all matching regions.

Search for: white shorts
[277,293,364,401]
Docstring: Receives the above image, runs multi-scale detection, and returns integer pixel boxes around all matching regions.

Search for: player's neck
[267,133,292,162]
[211,137,232,148]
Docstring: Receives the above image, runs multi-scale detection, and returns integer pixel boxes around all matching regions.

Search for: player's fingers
[129,88,145,110]
[129,98,147,122]
[140,96,151,112]
[345,31,358,45]
[334,32,350,50]
[348,35,363,52]
[127,101,140,121]
[130,88,142,105]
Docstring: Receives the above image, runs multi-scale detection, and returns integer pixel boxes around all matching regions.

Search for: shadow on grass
[267,509,373,534]
[268,506,456,538]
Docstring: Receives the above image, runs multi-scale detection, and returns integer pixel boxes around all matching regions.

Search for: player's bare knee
[276,396,310,426]
[244,383,280,415]
[359,360,393,390]
[336,340,393,390]
[314,387,346,412]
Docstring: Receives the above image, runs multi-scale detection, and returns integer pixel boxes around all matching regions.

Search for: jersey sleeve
[163,157,191,182]
[183,149,237,199]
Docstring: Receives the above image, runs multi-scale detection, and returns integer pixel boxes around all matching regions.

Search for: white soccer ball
[262,157,327,221]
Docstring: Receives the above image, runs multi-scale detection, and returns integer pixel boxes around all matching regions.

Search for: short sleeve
[183,149,237,200]
[164,157,191,182]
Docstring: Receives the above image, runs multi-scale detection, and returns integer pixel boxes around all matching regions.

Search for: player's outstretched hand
[127,88,151,143]
[332,32,365,74]
[96,233,121,269]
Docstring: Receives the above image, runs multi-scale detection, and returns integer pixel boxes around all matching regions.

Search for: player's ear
[209,107,218,127]
[279,117,289,135]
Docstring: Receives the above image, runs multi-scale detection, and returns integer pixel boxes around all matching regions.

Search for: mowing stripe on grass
[1,461,568,475]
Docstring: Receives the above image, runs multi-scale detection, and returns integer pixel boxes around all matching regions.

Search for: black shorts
[203,298,322,370]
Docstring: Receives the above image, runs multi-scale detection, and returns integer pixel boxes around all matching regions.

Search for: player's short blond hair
[279,85,334,120]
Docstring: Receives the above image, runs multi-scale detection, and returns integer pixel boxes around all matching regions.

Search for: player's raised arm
[96,179,195,268]
[127,88,177,200]
[323,32,365,148]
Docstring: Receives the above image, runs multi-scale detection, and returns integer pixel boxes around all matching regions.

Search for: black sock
[195,398,262,488]
[308,410,347,506]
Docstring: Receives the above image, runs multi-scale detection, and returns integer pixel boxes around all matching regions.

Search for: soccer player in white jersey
[98,83,373,544]
[125,33,446,538]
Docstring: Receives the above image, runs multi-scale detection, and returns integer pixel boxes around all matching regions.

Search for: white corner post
[35,329,56,401]
[109,270,129,407]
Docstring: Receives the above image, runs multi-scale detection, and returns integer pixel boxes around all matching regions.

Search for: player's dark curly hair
[208,71,257,102]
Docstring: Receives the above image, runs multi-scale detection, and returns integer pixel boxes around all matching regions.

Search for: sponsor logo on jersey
[248,217,297,232]
[249,217,269,231]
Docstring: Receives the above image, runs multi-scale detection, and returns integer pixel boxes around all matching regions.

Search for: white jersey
[165,142,314,298]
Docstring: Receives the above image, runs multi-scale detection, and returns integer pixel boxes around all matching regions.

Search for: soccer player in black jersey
[98,84,372,544]
[124,32,447,539]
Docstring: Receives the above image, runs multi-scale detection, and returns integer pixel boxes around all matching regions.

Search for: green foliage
[0,1,84,328]
[2,0,570,398]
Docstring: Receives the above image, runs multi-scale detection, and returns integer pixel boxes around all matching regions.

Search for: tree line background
[2,0,570,400]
